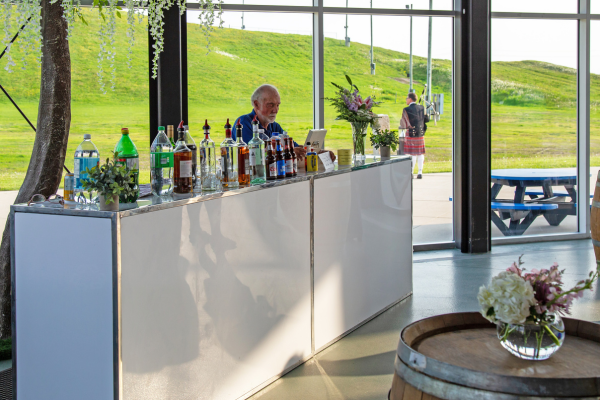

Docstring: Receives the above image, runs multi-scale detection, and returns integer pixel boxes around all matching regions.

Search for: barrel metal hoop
[597,181,600,188]
[593,201,600,209]
[394,356,600,400]
[593,239,600,248]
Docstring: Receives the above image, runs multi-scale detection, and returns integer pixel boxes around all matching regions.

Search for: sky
[188,0,600,74]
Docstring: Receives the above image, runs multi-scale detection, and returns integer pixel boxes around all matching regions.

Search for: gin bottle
[150,126,174,196]
[114,128,139,203]
[248,115,266,185]
[220,119,239,189]
[200,120,217,192]
[173,121,193,194]
[236,121,250,187]
[74,133,100,203]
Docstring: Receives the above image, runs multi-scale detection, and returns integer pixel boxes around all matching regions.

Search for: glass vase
[496,313,565,360]
[351,122,368,166]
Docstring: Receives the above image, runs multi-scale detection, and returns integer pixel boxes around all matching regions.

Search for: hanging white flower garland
[0,0,223,90]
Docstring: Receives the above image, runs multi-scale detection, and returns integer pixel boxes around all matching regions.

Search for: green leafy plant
[82,152,137,205]
[370,129,398,152]
[0,338,11,361]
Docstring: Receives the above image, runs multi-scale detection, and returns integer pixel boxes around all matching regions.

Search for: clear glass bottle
[199,119,217,192]
[236,121,250,187]
[150,126,174,196]
[74,133,100,203]
[220,119,239,189]
[248,116,266,185]
[114,128,140,203]
[289,137,297,176]
[183,124,198,187]
[173,122,193,194]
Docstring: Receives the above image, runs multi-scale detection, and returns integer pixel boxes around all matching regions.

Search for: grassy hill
[0,9,597,190]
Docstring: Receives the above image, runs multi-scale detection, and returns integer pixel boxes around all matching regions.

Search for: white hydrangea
[478,271,535,325]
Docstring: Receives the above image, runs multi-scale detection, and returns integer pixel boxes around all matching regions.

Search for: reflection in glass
[324,14,454,244]
[186,11,313,147]
[591,22,600,213]
[491,0,577,13]
[324,0,453,10]
[491,19,578,238]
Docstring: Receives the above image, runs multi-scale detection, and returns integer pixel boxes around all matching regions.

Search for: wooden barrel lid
[395,312,600,398]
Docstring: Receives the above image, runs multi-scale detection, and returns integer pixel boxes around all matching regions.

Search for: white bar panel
[14,213,114,400]
[120,182,312,400]
[313,161,413,350]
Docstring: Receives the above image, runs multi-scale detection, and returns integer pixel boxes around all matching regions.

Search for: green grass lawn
[0,10,598,191]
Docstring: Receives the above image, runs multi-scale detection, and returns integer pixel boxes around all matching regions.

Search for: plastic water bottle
[74,134,100,202]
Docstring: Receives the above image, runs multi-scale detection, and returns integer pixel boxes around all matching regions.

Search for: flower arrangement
[82,152,137,206]
[478,256,599,360]
[325,75,379,163]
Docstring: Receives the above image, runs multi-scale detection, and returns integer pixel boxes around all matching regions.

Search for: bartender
[233,84,335,161]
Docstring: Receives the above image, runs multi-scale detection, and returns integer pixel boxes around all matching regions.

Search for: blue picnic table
[490,168,579,236]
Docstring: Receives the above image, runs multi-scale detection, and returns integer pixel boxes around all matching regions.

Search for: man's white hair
[251,84,279,107]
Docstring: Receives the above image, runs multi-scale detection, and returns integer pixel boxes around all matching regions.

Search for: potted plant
[370,129,398,160]
[82,152,137,211]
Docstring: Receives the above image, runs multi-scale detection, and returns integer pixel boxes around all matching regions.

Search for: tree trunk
[0,0,71,339]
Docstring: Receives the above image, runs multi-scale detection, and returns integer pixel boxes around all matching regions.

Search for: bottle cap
[121,128,129,134]
[183,125,189,130]
[235,119,242,129]
[252,115,259,124]
[272,131,279,136]
[158,126,165,131]
[203,119,210,131]
[224,118,232,129]
[83,134,91,140]
[178,121,184,130]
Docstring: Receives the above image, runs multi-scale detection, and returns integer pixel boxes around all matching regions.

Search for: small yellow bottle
[306,145,318,172]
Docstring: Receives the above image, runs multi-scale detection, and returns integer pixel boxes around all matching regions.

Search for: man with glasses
[400,92,429,179]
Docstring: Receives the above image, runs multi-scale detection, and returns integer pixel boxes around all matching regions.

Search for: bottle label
[285,159,293,174]
[277,160,286,176]
[307,154,318,172]
[74,157,100,190]
[179,160,192,178]
[117,157,140,172]
[151,152,174,168]
[249,148,262,166]
[293,159,298,174]
[269,162,277,177]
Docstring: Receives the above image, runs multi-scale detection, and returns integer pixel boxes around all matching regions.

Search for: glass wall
[323,14,454,244]
[0,8,150,191]
[491,18,578,238]
[591,21,600,207]
[491,0,577,13]
[187,11,313,145]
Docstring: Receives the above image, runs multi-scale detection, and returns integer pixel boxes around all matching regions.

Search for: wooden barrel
[389,312,600,400]
[592,170,600,264]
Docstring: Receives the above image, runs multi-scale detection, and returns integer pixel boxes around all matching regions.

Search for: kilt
[404,136,425,155]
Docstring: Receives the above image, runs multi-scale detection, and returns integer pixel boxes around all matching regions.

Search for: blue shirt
[232,110,284,144]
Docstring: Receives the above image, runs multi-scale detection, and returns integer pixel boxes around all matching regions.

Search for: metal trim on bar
[9,209,17,400]
[593,201,600,208]
[111,214,122,400]
[492,232,591,246]
[591,238,600,248]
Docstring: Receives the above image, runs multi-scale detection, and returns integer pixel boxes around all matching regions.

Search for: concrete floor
[249,239,599,400]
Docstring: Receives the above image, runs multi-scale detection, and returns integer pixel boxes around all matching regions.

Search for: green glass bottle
[114,127,139,203]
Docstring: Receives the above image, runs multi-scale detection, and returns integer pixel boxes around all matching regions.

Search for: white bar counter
[10,156,413,400]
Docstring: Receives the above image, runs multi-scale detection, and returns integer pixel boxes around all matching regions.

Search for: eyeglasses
[27,194,65,207]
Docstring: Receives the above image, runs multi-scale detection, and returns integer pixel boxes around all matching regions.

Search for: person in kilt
[400,92,429,179]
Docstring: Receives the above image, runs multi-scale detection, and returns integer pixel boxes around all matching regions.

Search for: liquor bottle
[258,128,269,143]
[236,121,250,187]
[289,137,297,176]
[74,133,100,202]
[114,128,140,203]
[183,124,198,187]
[248,115,266,185]
[265,139,277,181]
[173,121,193,194]
[150,126,174,196]
[220,119,239,189]
[284,138,293,177]
[274,133,285,179]
[200,119,217,191]
[167,125,176,147]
